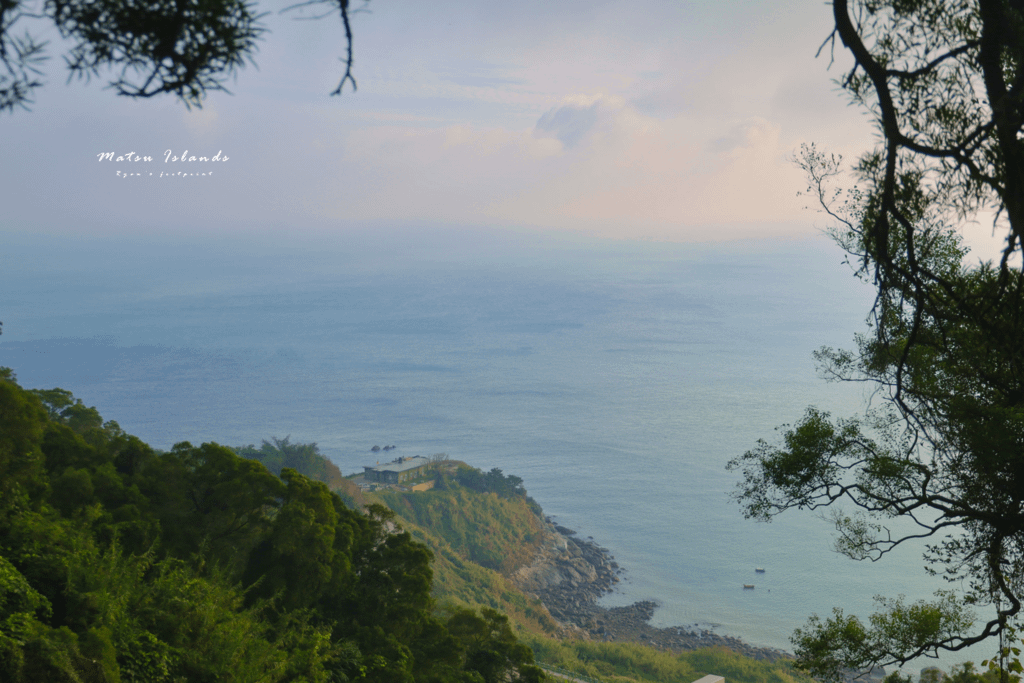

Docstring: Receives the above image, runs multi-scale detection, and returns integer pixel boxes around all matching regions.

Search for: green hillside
[7,366,820,683]
[375,472,545,574]
[360,465,818,683]
[372,478,560,637]
[530,640,815,683]
[0,369,545,683]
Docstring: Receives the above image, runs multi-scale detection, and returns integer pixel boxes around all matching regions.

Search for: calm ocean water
[0,226,990,673]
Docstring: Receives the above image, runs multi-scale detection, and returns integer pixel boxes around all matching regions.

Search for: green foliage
[0,553,50,620]
[0,377,48,507]
[234,436,346,491]
[455,467,526,498]
[790,594,974,683]
[411,510,559,636]
[2,367,831,683]
[946,660,1022,683]
[445,607,545,682]
[881,672,912,683]
[376,484,543,574]
[140,441,286,571]
[448,466,542,516]
[528,639,813,683]
[0,368,548,683]
[243,467,348,612]
[979,630,1024,683]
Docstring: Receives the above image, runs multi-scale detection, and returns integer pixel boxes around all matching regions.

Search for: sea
[0,225,992,676]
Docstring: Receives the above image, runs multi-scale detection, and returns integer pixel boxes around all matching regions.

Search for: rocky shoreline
[511,519,884,682]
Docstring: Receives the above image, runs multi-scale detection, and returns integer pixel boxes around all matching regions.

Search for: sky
[1,0,864,242]
[0,0,1008,256]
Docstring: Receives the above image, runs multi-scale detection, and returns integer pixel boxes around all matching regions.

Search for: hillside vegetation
[258,442,817,682]
[358,463,818,683]
[0,369,544,683]
[3,366,822,683]
[373,476,560,637]
[234,436,346,490]
[531,640,814,683]
[376,470,545,574]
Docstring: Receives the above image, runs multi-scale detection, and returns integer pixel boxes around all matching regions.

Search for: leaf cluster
[451,466,530,502]
[235,436,347,491]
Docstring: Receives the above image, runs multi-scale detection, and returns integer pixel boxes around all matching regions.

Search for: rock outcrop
[512,520,620,625]
[510,518,859,671]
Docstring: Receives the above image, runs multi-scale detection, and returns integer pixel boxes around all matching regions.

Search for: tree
[727,1,1024,681]
[234,436,346,490]
[445,607,546,683]
[0,371,551,682]
[140,441,286,570]
[0,0,365,113]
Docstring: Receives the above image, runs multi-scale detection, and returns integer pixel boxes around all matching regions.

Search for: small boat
[743,584,755,589]
[755,567,765,573]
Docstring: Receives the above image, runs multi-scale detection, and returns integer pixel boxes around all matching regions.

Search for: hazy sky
[0,0,1005,254]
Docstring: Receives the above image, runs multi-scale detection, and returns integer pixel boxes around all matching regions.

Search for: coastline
[512,519,884,682]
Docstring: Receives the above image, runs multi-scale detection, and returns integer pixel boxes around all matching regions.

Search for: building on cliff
[363,455,432,484]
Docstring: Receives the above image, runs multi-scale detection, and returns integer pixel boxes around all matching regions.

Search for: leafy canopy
[0,368,546,683]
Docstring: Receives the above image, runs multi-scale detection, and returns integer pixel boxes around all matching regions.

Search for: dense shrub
[0,368,543,683]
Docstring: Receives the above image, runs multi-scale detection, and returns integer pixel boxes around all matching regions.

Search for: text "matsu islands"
[96,150,229,163]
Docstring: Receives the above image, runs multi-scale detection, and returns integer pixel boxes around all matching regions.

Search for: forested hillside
[0,368,544,683]
[0,366,821,683]
[377,470,545,574]
[373,469,561,637]
[363,467,818,683]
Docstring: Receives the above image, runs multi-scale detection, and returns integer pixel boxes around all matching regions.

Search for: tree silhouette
[730,1,1024,680]
[0,0,365,113]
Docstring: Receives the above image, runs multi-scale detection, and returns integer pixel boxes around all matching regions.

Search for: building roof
[365,455,431,474]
